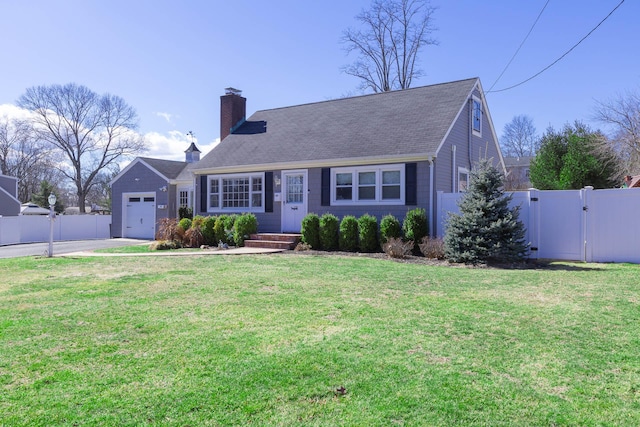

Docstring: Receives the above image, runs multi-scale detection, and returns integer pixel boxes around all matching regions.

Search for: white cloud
[154,111,176,124]
[0,104,35,120]
[140,130,220,162]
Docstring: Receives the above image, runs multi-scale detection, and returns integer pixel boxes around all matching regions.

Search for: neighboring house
[112,77,505,238]
[110,143,200,239]
[623,175,640,188]
[504,156,533,190]
[0,173,20,216]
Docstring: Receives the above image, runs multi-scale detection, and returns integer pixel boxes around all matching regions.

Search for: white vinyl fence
[437,187,640,263]
[0,215,111,246]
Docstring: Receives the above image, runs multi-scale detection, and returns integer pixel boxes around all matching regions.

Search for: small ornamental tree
[444,159,528,264]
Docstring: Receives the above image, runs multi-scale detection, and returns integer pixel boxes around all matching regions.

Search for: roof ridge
[254,77,479,114]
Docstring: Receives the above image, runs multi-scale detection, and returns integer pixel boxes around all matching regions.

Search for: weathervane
[187,131,196,143]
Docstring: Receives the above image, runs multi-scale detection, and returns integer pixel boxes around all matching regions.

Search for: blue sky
[1,0,638,162]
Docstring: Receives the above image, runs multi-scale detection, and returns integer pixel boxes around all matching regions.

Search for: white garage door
[124,193,156,239]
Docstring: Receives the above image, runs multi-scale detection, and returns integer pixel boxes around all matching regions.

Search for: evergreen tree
[31,180,64,213]
[444,159,528,264]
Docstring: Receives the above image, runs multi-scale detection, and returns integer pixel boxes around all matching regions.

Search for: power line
[487,0,625,94]
[487,0,551,93]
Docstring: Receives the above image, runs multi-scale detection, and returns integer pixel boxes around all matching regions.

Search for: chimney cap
[224,87,242,96]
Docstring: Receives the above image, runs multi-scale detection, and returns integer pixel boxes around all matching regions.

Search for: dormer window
[472,97,482,136]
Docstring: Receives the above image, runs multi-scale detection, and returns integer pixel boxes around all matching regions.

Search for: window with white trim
[208,173,264,212]
[331,164,404,205]
[178,189,190,208]
[472,97,482,136]
[458,167,469,192]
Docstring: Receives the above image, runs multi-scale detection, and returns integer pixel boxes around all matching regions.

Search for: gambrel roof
[194,78,480,173]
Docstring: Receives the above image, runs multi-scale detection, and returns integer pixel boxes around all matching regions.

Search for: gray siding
[0,175,19,216]
[111,162,170,238]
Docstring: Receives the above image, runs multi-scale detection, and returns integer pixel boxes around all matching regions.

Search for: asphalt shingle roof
[139,157,188,180]
[194,78,479,172]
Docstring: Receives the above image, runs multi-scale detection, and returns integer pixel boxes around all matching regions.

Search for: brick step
[245,233,301,250]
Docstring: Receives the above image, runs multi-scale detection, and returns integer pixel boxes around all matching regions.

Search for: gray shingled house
[0,173,20,216]
[110,144,199,238]
[111,77,505,238]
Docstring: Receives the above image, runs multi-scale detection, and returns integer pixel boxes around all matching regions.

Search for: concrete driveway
[0,239,148,259]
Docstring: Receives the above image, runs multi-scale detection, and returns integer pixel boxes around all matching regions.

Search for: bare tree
[0,114,60,202]
[18,83,146,212]
[593,89,640,173]
[342,0,437,93]
[500,115,538,158]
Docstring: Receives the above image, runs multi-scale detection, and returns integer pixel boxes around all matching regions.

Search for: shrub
[156,218,184,243]
[444,159,528,264]
[380,214,401,246]
[192,215,205,229]
[233,213,258,247]
[178,206,193,220]
[339,215,359,252]
[184,226,204,248]
[300,213,320,249]
[295,242,312,251]
[214,215,230,244]
[419,236,445,259]
[382,237,413,259]
[358,214,378,252]
[178,217,192,232]
[201,216,217,246]
[319,213,339,251]
[223,214,237,232]
[402,208,428,254]
[150,240,181,250]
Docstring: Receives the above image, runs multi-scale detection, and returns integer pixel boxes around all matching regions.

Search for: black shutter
[200,175,208,213]
[321,168,330,206]
[265,171,273,213]
[405,163,417,205]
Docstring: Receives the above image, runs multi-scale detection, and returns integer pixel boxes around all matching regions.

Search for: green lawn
[0,253,638,426]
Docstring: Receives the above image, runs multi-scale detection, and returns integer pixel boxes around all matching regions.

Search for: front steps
[244,233,301,250]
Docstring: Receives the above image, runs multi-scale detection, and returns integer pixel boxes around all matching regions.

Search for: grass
[0,253,638,426]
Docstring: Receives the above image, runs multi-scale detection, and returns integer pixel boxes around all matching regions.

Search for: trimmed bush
[339,215,359,252]
[319,213,339,251]
[301,213,320,249]
[178,217,192,232]
[234,213,258,247]
[402,208,428,254]
[214,215,230,244]
[202,216,217,246]
[380,214,402,245]
[358,214,378,252]
[150,240,182,250]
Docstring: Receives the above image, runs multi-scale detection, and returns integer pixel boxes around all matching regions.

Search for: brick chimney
[220,87,246,141]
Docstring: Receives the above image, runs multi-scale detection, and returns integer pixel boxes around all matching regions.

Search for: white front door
[281,170,308,233]
[124,193,156,239]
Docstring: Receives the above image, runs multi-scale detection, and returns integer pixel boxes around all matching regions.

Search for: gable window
[208,173,264,212]
[458,167,469,192]
[472,97,482,136]
[332,164,405,205]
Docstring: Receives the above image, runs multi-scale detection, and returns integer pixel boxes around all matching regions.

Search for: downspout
[429,156,435,238]
[452,145,457,192]
[468,99,473,168]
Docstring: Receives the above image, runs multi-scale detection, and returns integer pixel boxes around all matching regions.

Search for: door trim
[122,192,156,239]
[280,169,308,233]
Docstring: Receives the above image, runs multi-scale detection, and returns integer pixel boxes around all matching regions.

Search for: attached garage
[123,193,156,239]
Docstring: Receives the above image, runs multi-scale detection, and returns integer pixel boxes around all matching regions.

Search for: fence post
[527,189,539,260]
[582,186,593,263]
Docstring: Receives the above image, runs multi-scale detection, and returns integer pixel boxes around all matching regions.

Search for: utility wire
[487,0,625,94]
[487,0,551,93]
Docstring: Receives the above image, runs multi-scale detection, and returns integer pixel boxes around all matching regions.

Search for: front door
[281,170,307,232]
